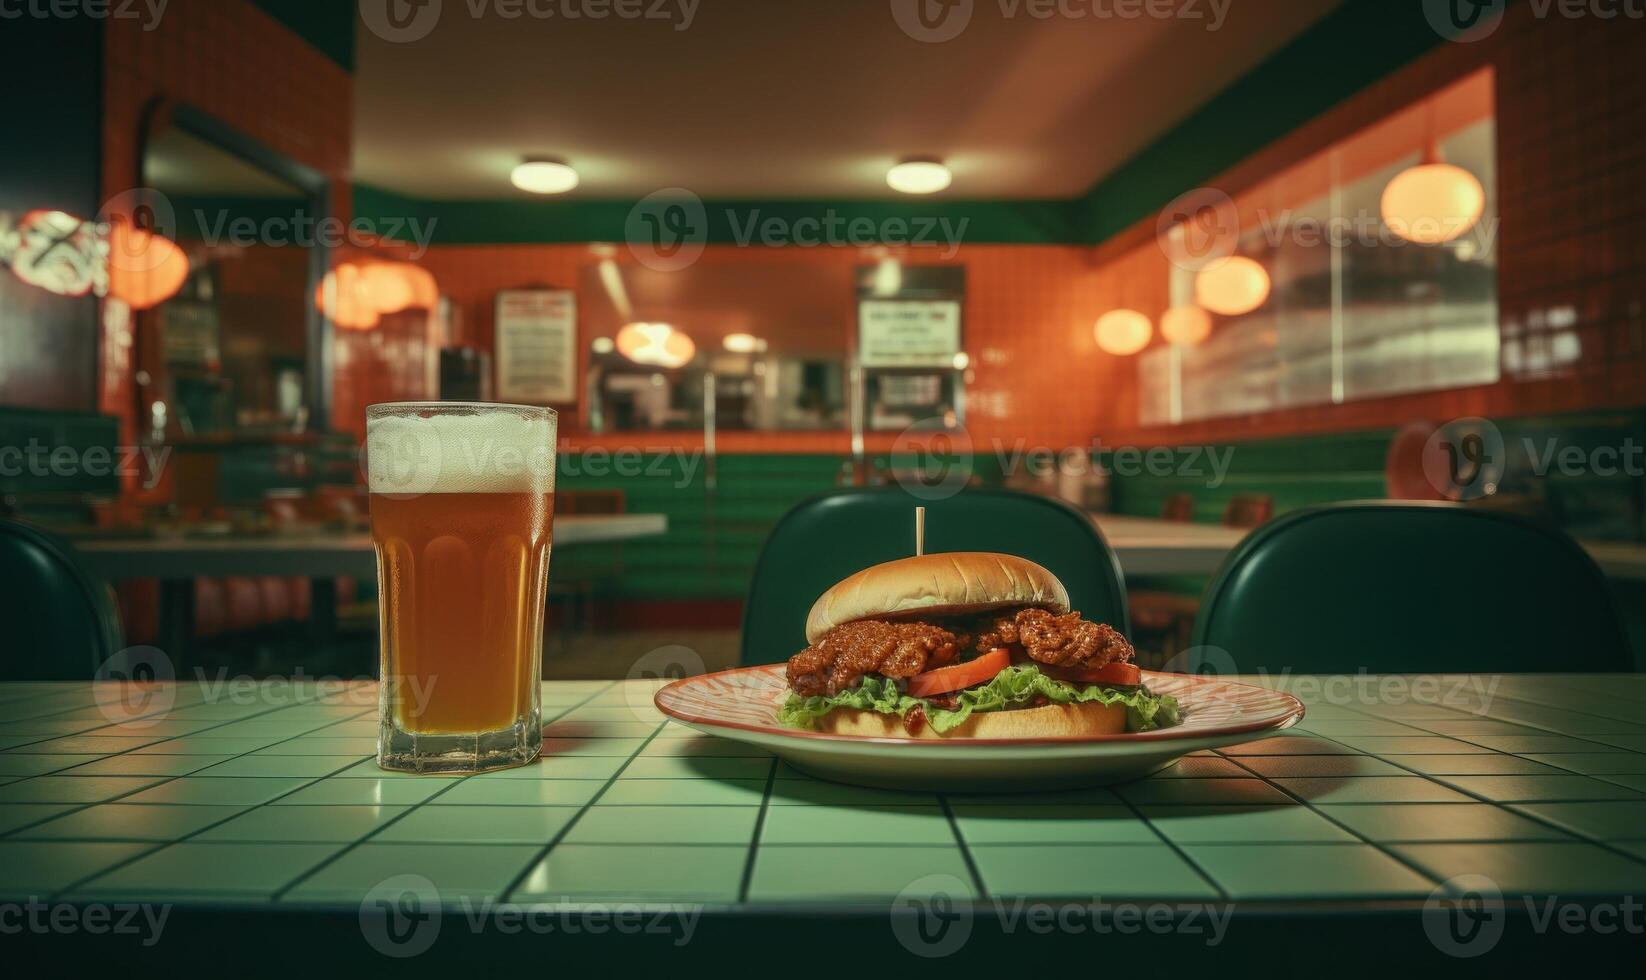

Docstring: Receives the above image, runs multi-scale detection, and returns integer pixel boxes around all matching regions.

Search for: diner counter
[2,674,1644,969]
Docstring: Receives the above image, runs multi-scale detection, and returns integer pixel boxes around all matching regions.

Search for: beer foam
[367,406,557,495]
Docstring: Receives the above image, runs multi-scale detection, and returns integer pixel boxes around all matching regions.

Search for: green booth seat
[0,519,125,678]
[740,487,1127,665]
[1190,501,1630,674]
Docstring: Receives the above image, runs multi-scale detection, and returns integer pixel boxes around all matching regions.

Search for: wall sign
[495,288,576,404]
[858,299,961,368]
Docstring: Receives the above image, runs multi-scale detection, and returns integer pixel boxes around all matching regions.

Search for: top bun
[805,552,1069,644]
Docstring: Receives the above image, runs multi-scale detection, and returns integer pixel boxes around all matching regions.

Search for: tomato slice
[907,648,1012,698]
[1041,661,1142,687]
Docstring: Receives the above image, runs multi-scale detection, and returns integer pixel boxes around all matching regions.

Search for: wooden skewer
[915,506,926,556]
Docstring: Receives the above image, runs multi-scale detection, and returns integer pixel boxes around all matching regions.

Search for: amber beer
[367,402,557,773]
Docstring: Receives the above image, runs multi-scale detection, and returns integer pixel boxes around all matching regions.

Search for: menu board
[495,289,576,404]
[858,299,961,368]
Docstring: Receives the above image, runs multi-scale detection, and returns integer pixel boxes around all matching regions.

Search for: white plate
[655,666,1304,791]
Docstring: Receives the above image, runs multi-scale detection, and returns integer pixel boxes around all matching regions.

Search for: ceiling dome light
[1381,160,1485,245]
[1160,305,1213,346]
[1094,309,1152,356]
[511,158,579,195]
[1195,256,1271,317]
[616,322,696,368]
[887,160,952,195]
[722,332,760,353]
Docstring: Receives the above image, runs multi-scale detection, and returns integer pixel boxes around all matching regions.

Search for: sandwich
[778,552,1179,738]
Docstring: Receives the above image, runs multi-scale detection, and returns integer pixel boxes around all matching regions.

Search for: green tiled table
[3,675,1645,972]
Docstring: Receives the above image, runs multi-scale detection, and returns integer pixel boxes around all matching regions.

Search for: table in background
[1093,512,1646,582]
[75,513,668,654]
[1,674,1643,970]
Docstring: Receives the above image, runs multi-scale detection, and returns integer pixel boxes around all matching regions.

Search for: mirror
[139,105,331,436]
[582,257,853,432]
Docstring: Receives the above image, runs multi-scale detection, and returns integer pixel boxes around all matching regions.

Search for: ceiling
[354,0,1341,201]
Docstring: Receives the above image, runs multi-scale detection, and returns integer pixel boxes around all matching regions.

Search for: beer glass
[366,402,557,773]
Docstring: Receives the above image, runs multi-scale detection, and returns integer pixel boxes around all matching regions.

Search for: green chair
[740,488,1127,665]
[0,520,125,679]
[1191,501,1629,674]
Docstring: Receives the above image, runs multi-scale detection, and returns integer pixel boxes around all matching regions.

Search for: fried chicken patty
[785,606,1134,696]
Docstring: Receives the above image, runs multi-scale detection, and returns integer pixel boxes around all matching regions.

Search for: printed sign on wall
[858,299,962,368]
[495,289,576,404]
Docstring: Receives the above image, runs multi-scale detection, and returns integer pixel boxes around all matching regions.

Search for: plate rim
[654,665,1305,749]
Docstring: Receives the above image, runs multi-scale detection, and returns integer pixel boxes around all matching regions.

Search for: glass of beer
[366,402,557,773]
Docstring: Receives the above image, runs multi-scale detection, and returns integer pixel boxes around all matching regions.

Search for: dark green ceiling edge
[250,0,355,72]
[352,0,1450,248]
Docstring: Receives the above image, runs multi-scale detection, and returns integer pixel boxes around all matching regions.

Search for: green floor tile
[132,737,284,755]
[1327,736,1494,755]
[1436,775,1645,803]
[13,736,166,754]
[1273,776,1474,804]
[255,737,379,755]
[1393,842,1646,896]
[945,787,1123,806]
[1382,754,1565,776]
[1457,735,1624,754]
[76,842,339,897]
[1147,756,1250,778]
[1523,753,1646,775]
[60,755,233,777]
[194,755,368,778]
[0,804,76,835]
[952,804,1155,844]
[1298,720,1427,736]
[1140,805,1355,844]
[1595,773,1646,793]
[747,845,973,902]
[273,778,453,806]
[599,778,767,806]
[0,776,163,804]
[1237,755,1409,777]
[0,755,104,776]
[761,805,952,845]
[768,779,938,806]
[372,805,578,844]
[1585,734,1646,752]
[1508,801,1646,840]
[1219,736,1359,756]
[561,805,760,844]
[544,720,658,738]
[620,756,772,779]
[196,805,410,843]
[0,841,154,895]
[1116,778,1292,806]
[1182,844,1435,899]
[465,756,629,780]
[14,803,247,842]
[516,843,744,901]
[121,776,312,806]
[434,778,604,806]
[1315,804,1571,843]
[640,737,770,758]
[970,843,1218,899]
[286,843,542,902]
[539,737,649,757]
[1420,720,1551,736]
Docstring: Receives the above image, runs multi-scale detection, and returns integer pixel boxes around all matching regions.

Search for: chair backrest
[740,487,1128,665]
[1161,492,1196,522]
[1192,501,1629,673]
[1222,493,1274,528]
[0,520,125,679]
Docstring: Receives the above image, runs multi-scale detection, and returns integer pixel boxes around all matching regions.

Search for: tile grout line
[735,755,779,904]
[1109,789,1229,902]
[270,684,619,902]
[935,794,988,902]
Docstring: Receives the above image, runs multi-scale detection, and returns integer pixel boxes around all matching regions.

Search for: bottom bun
[814,701,1127,740]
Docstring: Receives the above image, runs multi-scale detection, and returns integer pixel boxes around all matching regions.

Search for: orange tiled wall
[415,243,1123,453]
[1090,3,1646,445]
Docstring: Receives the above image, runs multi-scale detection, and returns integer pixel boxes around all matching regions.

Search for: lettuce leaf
[777,664,1179,735]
